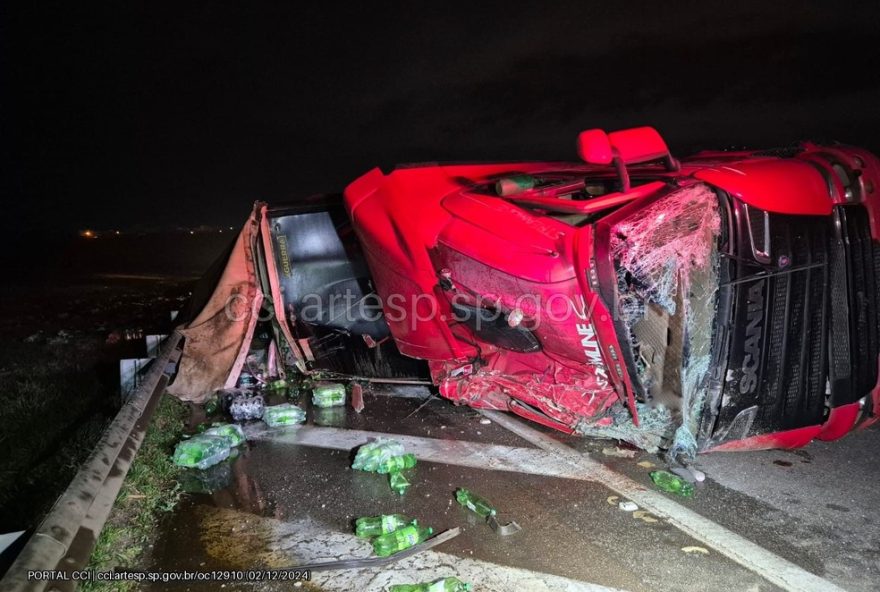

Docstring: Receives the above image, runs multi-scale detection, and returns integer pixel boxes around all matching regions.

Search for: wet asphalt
[146,387,878,592]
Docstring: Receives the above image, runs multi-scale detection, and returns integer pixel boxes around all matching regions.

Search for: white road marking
[479,410,849,592]
[246,418,848,592]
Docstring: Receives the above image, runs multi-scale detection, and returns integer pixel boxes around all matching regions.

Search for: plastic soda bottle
[312,382,346,408]
[389,471,411,495]
[172,435,231,469]
[262,403,306,427]
[389,577,472,592]
[455,488,496,518]
[377,453,417,474]
[372,525,433,557]
[354,514,414,538]
[352,439,405,471]
[649,470,695,496]
[203,423,246,447]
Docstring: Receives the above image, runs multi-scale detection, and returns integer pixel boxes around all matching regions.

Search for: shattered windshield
[609,183,722,459]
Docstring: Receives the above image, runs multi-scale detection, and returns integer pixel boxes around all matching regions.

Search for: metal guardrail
[1,332,183,592]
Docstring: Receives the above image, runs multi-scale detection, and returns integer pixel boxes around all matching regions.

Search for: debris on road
[681,546,710,555]
[649,470,695,497]
[173,421,247,469]
[602,446,638,458]
[372,524,434,557]
[389,471,411,495]
[618,500,639,512]
[262,403,307,427]
[479,418,491,425]
[172,435,232,469]
[377,453,417,474]
[312,381,346,408]
[606,495,620,506]
[671,466,706,483]
[228,392,265,422]
[487,514,522,536]
[355,514,416,538]
[632,510,659,524]
[203,423,246,446]
[389,576,472,592]
[352,439,406,471]
[455,488,497,519]
[637,460,656,468]
[352,439,417,494]
[351,382,365,413]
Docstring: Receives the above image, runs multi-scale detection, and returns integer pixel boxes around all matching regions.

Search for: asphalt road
[146,388,878,592]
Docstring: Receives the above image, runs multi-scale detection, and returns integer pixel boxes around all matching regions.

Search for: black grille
[717,202,831,436]
[832,206,880,404]
[756,218,829,427]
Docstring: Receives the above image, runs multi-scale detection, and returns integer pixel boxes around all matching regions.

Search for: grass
[82,394,188,592]
[0,338,116,531]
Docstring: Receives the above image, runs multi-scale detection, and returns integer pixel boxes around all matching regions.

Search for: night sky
[3,2,880,239]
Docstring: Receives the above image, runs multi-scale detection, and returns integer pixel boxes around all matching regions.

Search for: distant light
[189,230,195,235]
[79,229,96,239]
[219,229,223,233]
[229,226,234,230]
[115,230,121,235]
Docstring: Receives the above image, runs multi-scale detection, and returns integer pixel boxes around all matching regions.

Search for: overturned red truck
[170,127,880,461]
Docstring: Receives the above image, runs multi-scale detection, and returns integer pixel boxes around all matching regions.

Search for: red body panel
[343,128,880,451]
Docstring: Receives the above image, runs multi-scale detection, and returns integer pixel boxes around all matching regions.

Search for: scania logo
[740,280,765,395]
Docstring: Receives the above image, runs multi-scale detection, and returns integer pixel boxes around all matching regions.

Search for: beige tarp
[167,206,262,403]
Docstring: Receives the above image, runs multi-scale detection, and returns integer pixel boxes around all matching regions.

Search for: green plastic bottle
[649,470,695,497]
[495,174,537,196]
[352,439,405,471]
[389,471,411,495]
[172,435,231,469]
[389,577,472,592]
[262,403,306,427]
[203,423,246,447]
[377,453,417,474]
[371,524,433,557]
[455,488,496,518]
[354,514,414,538]
[312,382,346,408]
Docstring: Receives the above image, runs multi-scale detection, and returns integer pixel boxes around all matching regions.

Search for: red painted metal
[342,127,880,450]
[693,159,833,215]
[817,402,861,441]
[707,426,823,452]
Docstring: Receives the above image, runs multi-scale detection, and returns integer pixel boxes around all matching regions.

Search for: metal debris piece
[618,501,639,512]
[487,514,522,536]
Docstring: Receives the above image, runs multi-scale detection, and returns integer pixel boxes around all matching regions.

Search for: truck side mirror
[608,126,679,170]
[577,129,614,165]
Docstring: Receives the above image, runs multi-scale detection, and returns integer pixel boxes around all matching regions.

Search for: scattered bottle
[229,393,265,422]
[352,439,405,472]
[389,577,472,592]
[377,453,417,474]
[371,524,433,557]
[455,488,497,518]
[262,403,307,427]
[312,382,347,408]
[389,471,411,495]
[172,435,231,469]
[203,423,246,447]
[649,470,695,497]
[354,514,414,538]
